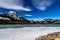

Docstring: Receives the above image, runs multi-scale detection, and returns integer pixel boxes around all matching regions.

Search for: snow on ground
[0,27,60,40]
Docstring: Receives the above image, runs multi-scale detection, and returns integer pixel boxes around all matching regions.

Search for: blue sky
[0,0,60,20]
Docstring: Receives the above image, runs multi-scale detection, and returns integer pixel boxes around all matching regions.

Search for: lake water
[0,24,60,29]
[0,24,60,40]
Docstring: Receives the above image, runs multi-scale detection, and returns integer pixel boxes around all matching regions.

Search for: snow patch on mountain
[0,17,10,20]
[7,11,20,20]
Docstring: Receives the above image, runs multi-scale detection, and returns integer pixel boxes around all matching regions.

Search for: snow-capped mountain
[0,11,30,24]
[7,11,20,20]
[0,11,29,21]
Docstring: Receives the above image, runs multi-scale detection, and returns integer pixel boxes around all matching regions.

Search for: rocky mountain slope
[0,11,30,24]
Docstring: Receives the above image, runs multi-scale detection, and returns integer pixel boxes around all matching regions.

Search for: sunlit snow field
[0,24,60,40]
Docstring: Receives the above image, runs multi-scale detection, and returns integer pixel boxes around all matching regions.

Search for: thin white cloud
[32,0,56,11]
[28,18,43,21]
[39,7,46,11]
[0,0,31,11]
[25,14,32,16]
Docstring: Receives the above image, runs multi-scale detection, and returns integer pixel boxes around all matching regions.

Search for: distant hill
[0,11,30,24]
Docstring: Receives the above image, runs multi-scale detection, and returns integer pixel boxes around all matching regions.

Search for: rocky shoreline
[35,32,60,40]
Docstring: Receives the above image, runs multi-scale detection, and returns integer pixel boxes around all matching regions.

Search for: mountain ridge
[0,11,30,24]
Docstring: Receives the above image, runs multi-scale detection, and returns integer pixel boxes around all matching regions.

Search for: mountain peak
[7,11,20,20]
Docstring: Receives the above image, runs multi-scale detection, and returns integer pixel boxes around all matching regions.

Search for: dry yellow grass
[35,32,60,40]
[55,38,60,40]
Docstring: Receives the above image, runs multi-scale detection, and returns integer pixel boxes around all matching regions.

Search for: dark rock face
[35,32,60,40]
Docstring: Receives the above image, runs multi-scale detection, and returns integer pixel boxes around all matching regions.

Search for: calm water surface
[0,24,60,29]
